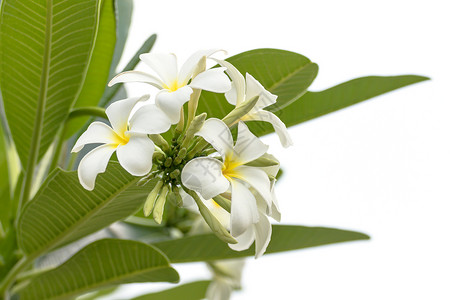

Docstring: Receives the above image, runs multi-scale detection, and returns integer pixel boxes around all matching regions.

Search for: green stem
[68,107,107,120]
[0,256,33,298]
[48,125,67,172]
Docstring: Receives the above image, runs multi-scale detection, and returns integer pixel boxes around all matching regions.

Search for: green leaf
[109,0,133,76]
[17,162,156,258]
[17,239,179,300]
[132,280,212,300]
[153,225,369,263]
[0,0,102,169]
[248,75,429,137]
[99,34,157,107]
[197,48,318,119]
[65,0,116,138]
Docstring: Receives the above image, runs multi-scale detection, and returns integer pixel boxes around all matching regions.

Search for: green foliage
[0,0,102,169]
[17,162,156,258]
[198,48,318,120]
[17,239,179,300]
[154,225,369,263]
[132,280,212,300]
[65,0,117,138]
[250,75,430,136]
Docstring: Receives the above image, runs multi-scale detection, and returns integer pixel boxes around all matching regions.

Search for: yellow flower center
[111,128,130,147]
[165,80,183,92]
[222,154,243,181]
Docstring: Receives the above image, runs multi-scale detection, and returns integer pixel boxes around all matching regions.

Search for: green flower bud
[143,180,163,217]
[174,148,187,165]
[222,95,259,127]
[153,185,169,224]
[164,157,173,168]
[149,134,170,152]
[167,185,183,207]
[169,169,180,179]
[181,112,207,149]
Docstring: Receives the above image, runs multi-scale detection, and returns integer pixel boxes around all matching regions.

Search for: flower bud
[174,148,187,165]
[181,112,207,149]
[222,95,259,127]
[143,180,163,217]
[153,185,169,224]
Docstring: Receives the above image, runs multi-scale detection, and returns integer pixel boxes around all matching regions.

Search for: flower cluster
[73,50,292,257]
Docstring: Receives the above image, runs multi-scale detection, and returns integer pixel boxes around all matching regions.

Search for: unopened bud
[153,151,165,162]
[222,95,259,127]
[149,134,170,152]
[167,186,183,207]
[181,113,207,149]
[169,169,180,179]
[153,185,169,224]
[164,157,173,168]
[143,180,163,217]
[174,148,187,165]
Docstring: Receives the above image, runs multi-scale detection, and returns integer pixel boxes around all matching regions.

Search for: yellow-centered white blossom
[108,50,231,124]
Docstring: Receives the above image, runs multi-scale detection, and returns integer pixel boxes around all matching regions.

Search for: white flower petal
[139,53,178,86]
[233,122,268,164]
[215,59,246,105]
[108,70,164,89]
[206,281,232,300]
[254,212,272,258]
[106,95,149,133]
[245,73,277,110]
[77,144,116,191]
[155,86,193,124]
[234,165,272,208]
[228,225,255,252]
[129,104,172,134]
[246,110,293,148]
[72,122,115,153]
[195,118,233,160]
[225,82,238,106]
[189,67,231,93]
[181,157,230,200]
[178,49,223,84]
[116,133,154,176]
[270,189,281,222]
[229,179,259,237]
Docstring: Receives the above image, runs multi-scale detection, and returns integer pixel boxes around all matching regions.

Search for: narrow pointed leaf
[17,162,156,258]
[132,280,212,300]
[197,48,318,119]
[249,75,430,137]
[0,0,102,168]
[17,239,179,300]
[153,225,369,262]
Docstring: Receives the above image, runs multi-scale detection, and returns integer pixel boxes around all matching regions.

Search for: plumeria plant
[0,1,428,299]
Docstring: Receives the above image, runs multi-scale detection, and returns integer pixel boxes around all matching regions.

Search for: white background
[108,0,450,299]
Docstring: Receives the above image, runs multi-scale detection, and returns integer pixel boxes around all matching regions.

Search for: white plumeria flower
[72,95,172,190]
[181,118,272,240]
[216,59,293,148]
[108,50,231,124]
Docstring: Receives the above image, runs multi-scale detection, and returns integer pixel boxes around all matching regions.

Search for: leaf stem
[0,256,33,299]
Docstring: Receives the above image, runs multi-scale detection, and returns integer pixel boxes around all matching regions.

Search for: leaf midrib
[19,0,53,209]
[47,265,175,300]
[19,170,140,258]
